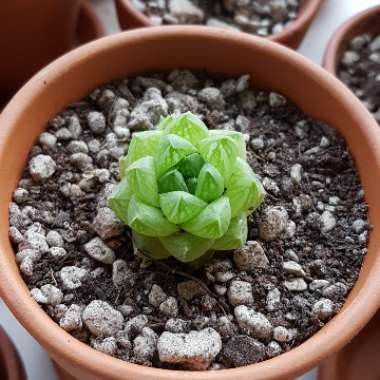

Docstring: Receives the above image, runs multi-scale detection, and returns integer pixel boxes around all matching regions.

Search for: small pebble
[159,296,179,318]
[29,155,56,181]
[234,305,273,339]
[312,298,335,320]
[87,111,106,135]
[284,278,307,292]
[60,266,89,290]
[82,300,124,337]
[157,328,222,370]
[84,237,115,264]
[228,281,254,306]
[233,240,268,270]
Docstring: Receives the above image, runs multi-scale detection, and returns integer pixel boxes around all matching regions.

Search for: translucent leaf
[181,196,231,239]
[126,156,159,207]
[157,115,175,130]
[127,196,179,237]
[158,169,188,193]
[124,130,162,169]
[132,231,170,259]
[159,232,215,263]
[119,156,129,179]
[178,153,205,178]
[226,157,266,217]
[159,191,207,224]
[188,250,215,268]
[186,177,198,194]
[155,134,197,177]
[162,112,209,147]
[209,129,246,159]
[195,163,224,202]
[212,212,248,250]
[198,135,238,182]
[107,177,132,224]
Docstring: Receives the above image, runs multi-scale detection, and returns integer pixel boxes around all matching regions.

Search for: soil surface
[131,0,300,37]
[9,70,368,370]
[338,32,380,124]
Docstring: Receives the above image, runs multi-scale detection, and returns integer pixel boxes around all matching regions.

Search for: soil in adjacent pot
[131,0,300,37]
[8,70,369,371]
[338,33,380,124]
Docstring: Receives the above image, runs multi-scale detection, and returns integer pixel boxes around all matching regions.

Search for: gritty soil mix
[9,70,368,370]
[131,0,300,37]
[338,32,380,124]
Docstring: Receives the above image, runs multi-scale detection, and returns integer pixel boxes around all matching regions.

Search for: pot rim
[322,4,380,75]
[115,0,324,45]
[1,26,380,380]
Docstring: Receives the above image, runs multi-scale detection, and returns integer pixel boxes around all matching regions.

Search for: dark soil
[9,70,368,370]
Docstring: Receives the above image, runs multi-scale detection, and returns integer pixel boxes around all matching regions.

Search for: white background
[1,0,380,379]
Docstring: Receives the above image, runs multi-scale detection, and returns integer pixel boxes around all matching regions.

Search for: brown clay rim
[0,327,26,380]
[0,26,380,380]
[323,4,380,75]
[115,0,323,47]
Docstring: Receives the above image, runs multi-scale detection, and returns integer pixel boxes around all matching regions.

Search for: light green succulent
[108,112,265,264]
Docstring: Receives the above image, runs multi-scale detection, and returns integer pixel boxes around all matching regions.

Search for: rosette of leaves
[108,112,265,264]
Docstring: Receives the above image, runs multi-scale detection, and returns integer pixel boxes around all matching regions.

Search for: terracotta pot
[0,327,26,380]
[0,0,105,105]
[76,1,106,46]
[318,310,380,380]
[323,5,380,75]
[115,0,323,49]
[0,26,379,380]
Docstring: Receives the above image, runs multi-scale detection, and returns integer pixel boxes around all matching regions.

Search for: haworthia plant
[108,112,265,264]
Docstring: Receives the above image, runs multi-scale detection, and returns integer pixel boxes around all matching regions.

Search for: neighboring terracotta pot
[0,327,26,380]
[323,5,380,75]
[115,0,323,49]
[0,0,105,104]
[0,26,380,380]
[76,1,106,46]
[318,310,380,380]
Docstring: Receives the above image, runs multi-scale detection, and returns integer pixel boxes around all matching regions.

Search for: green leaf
[212,213,248,250]
[186,177,198,194]
[124,130,162,169]
[187,250,215,268]
[155,134,197,177]
[119,156,129,179]
[159,191,207,224]
[158,169,188,193]
[127,196,179,237]
[178,153,205,178]
[126,156,159,207]
[209,129,246,159]
[226,157,266,217]
[181,196,231,239]
[162,112,209,147]
[107,177,132,224]
[132,231,170,259]
[159,232,215,263]
[195,163,224,202]
[198,135,238,182]
[157,115,175,130]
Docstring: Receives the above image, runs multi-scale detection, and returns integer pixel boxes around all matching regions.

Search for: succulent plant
[108,112,265,264]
